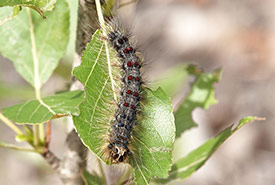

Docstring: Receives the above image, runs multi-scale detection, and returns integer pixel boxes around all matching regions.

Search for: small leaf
[82,169,104,185]
[72,30,175,185]
[174,66,221,138]
[0,0,70,88]
[155,116,264,183]
[152,64,189,98]
[2,90,84,124]
[0,0,57,13]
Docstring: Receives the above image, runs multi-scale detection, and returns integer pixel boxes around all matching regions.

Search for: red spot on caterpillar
[123,102,129,107]
[118,39,124,44]
[122,36,128,41]
[133,92,139,97]
[135,77,140,81]
[134,61,139,67]
[128,76,133,80]
[127,62,132,67]
[126,90,132,94]
[128,47,134,52]
[123,49,128,53]
[131,105,136,109]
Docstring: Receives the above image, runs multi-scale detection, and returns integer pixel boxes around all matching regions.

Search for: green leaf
[72,29,175,185]
[130,88,175,185]
[155,116,264,183]
[1,90,84,124]
[0,0,70,88]
[174,66,221,138]
[0,6,21,26]
[82,169,104,185]
[0,0,57,13]
[152,64,189,98]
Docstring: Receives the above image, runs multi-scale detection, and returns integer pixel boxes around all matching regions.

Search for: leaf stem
[45,121,51,148]
[27,8,41,98]
[0,113,23,135]
[27,8,51,146]
[33,125,39,146]
[28,8,41,147]
[0,142,38,153]
[95,0,106,36]
[39,123,45,144]
[23,125,33,136]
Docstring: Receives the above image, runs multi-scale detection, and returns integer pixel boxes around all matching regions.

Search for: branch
[59,129,88,185]
[0,142,37,153]
[76,0,99,55]
[55,1,99,185]
[42,150,61,172]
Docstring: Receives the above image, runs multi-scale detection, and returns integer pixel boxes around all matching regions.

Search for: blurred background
[1,0,275,184]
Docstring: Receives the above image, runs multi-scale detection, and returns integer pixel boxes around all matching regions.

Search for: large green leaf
[0,0,57,12]
[174,66,221,138]
[155,116,263,183]
[1,90,84,124]
[0,0,69,88]
[130,88,175,185]
[72,29,175,185]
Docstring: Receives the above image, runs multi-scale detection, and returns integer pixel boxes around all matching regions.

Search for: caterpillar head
[108,31,128,50]
[108,142,130,163]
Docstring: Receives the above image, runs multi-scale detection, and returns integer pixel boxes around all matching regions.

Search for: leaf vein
[84,43,104,86]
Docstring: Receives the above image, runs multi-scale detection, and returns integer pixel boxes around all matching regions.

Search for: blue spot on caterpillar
[107,30,142,163]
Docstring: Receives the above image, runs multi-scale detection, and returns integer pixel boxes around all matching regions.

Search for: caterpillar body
[106,30,142,163]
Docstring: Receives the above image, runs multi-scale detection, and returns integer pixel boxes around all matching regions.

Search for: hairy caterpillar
[106,28,143,163]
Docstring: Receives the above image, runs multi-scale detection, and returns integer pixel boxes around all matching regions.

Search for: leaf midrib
[27,8,56,116]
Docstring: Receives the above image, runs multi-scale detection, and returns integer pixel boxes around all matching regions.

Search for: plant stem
[39,123,45,144]
[45,121,51,148]
[23,125,33,136]
[33,125,39,146]
[28,8,48,146]
[0,142,38,153]
[0,113,23,135]
[95,0,105,35]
